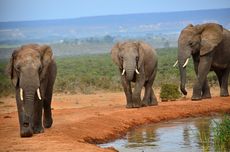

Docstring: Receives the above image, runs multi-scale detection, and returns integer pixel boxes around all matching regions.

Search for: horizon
[0,0,230,22]
[0,7,229,23]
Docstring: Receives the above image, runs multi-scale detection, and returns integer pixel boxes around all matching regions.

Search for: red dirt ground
[0,88,230,152]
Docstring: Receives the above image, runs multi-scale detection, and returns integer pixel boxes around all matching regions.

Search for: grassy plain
[0,47,220,97]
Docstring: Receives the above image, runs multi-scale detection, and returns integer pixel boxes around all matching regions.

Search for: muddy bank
[0,92,230,152]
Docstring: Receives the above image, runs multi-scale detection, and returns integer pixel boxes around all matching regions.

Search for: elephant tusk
[183,58,189,68]
[20,88,23,101]
[135,69,140,74]
[37,88,42,100]
[121,69,125,75]
[173,60,178,67]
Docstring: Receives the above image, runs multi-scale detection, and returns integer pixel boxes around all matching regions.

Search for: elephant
[174,23,230,100]
[7,44,57,137]
[111,41,158,108]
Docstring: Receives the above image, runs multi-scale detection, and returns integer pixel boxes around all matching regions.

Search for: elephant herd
[7,23,230,137]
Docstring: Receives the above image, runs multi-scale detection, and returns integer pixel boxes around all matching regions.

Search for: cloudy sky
[0,0,230,22]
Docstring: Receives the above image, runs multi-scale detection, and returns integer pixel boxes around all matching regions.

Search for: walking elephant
[7,44,57,137]
[175,23,230,100]
[111,41,158,108]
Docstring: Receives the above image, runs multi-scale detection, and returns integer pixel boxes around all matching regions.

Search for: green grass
[0,59,13,97]
[214,115,230,151]
[196,114,230,152]
[0,47,221,96]
[55,54,122,94]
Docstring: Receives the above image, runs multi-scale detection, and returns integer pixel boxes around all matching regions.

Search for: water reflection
[100,116,224,152]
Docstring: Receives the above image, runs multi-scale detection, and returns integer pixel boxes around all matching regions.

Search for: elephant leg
[142,82,151,107]
[43,64,56,128]
[215,69,229,97]
[121,76,132,108]
[192,54,213,100]
[33,98,44,134]
[43,84,55,128]
[43,93,53,128]
[142,69,157,106]
[202,79,211,99]
[149,88,158,106]
[132,78,145,108]
[192,56,211,99]
[220,68,230,97]
[215,69,223,87]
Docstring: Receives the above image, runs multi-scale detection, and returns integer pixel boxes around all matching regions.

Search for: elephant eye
[189,41,195,47]
[15,65,20,72]
[136,56,139,61]
[38,65,42,73]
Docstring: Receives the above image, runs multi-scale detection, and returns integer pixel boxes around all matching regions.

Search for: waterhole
[99,116,225,152]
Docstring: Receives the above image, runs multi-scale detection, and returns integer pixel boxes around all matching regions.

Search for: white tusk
[183,58,189,68]
[135,69,140,74]
[20,88,23,101]
[37,88,42,100]
[121,69,125,75]
[173,60,178,67]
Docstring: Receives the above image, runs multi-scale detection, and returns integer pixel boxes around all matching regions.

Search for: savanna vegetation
[214,114,230,151]
[0,47,221,97]
[160,83,181,101]
[197,114,230,152]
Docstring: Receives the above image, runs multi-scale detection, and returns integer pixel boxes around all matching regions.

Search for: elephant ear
[39,45,53,80]
[7,49,19,87]
[196,23,223,56]
[111,42,122,69]
[185,24,194,29]
[137,41,146,69]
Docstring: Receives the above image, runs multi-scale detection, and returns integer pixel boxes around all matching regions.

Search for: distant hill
[0,8,230,44]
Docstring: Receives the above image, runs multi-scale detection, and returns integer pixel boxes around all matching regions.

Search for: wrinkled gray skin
[177,23,230,100]
[111,41,158,108]
[7,44,57,137]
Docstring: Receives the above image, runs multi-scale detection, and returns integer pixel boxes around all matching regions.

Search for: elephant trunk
[179,62,187,95]
[20,88,35,137]
[178,55,190,96]
[126,68,135,81]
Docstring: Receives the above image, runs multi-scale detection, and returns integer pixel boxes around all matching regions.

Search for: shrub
[160,83,181,101]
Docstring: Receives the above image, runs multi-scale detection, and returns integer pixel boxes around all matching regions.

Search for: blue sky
[0,0,230,22]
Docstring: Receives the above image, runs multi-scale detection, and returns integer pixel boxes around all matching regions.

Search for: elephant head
[176,23,223,95]
[111,41,144,81]
[7,44,53,137]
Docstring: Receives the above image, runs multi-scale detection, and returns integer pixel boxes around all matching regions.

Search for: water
[99,116,222,152]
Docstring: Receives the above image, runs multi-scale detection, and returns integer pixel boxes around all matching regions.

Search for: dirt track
[0,89,230,152]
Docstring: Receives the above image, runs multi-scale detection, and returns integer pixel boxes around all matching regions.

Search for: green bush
[160,83,181,101]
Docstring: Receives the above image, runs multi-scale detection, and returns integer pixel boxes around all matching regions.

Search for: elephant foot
[220,89,229,97]
[148,100,158,106]
[191,95,202,101]
[33,126,44,134]
[43,117,53,128]
[142,99,149,107]
[132,102,141,108]
[126,103,133,109]
[202,94,211,99]
[132,96,141,108]
[220,93,229,97]
[142,99,158,107]
[192,89,202,101]
[20,127,33,137]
